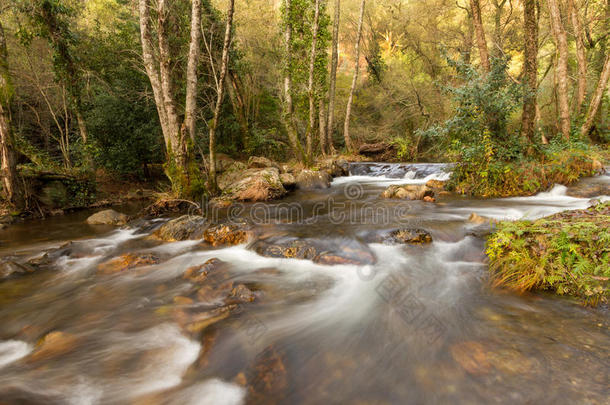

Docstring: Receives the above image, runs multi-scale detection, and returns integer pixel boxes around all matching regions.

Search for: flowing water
[0,163,609,404]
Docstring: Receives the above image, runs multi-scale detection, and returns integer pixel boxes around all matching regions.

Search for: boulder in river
[0,259,35,280]
[279,173,296,190]
[222,168,287,201]
[203,219,254,246]
[86,209,129,226]
[425,179,447,190]
[183,258,226,283]
[295,170,332,190]
[249,236,376,265]
[154,215,208,241]
[380,184,435,200]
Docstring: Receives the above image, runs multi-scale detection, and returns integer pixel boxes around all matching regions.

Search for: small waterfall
[348,162,454,179]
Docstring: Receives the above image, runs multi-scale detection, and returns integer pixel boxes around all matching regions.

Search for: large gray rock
[154,215,208,241]
[86,209,129,226]
[295,170,332,190]
[248,156,280,170]
[222,167,287,201]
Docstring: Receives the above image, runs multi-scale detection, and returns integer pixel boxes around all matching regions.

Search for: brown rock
[245,346,288,404]
[390,229,433,244]
[423,196,436,203]
[183,258,226,283]
[86,209,129,226]
[279,173,296,189]
[203,220,253,246]
[450,341,491,375]
[97,253,160,274]
[468,213,497,225]
[380,184,435,200]
[425,179,446,190]
[29,331,78,362]
[186,305,235,333]
[229,284,256,303]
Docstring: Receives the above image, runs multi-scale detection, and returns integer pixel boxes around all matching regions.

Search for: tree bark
[344,0,365,154]
[548,0,571,139]
[306,0,322,163]
[184,0,202,143]
[319,98,327,155]
[326,0,340,154]
[208,0,235,194]
[157,0,182,160]
[283,0,306,163]
[470,0,490,72]
[581,53,610,136]
[138,0,170,147]
[521,0,539,142]
[0,21,23,208]
[568,0,587,115]
[492,0,507,56]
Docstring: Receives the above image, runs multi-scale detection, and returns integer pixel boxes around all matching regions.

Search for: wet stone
[97,253,160,275]
[154,215,207,242]
[28,331,78,363]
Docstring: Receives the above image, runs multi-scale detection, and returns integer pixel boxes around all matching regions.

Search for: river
[0,163,608,404]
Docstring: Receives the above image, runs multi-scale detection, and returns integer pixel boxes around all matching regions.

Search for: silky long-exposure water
[0,163,608,404]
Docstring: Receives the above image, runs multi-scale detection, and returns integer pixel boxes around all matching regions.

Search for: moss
[486,202,610,306]
[448,147,604,198]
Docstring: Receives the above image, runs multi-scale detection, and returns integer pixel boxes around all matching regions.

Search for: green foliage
[418,55,524,164]
[487,202,610,306]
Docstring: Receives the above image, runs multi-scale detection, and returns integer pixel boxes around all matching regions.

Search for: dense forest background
[0,0,608,205]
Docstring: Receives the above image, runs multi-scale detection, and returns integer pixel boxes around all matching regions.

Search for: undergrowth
[486,201,610,306]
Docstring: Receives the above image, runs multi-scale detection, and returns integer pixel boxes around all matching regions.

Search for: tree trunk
[548,0,571,139]
[0,21,23,208]
[208,0,235,195]
[157,0,182,160]
[568,0,587,115]
[344,0,365,154]
[521,0,538,142]
[581,54,610,136]
[283,0,306,163]
[306,0,322,163]
[463,9,474,63]
[470,0,490,72]
[184,0,202,143]
[319,98,327,156]
[138,0,170,147]
[492,0,507,56]
[326,0,340,154]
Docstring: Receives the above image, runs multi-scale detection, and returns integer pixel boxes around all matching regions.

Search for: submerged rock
[363,228,433,245]
[183,258,226,283]
[28,331,78,362]
[380,184,435,200]
[86,209,129,226]
[186,305,236,333]
[97,253,160,274]
[425,179,447,190]
[468,213,497,225]
[295,170,332,190]
[249,236,376,265]
[154,215,207,241]
[0,259,35,279]
[222,168,287,201]
[240,345,288,404]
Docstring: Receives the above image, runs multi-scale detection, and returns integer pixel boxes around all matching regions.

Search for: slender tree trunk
[319,98,327,155]
[344,0,365,154]
[138,0,170,147]
[157,0,182,159]
[283,0,306,163]
[326,0,340,154]
[581,54,610,136]
[568,0,587,115]
[548,0,571,139]
[185,0,202,143]
[492,0,507,56]
[463,9,474,63]
[306,0,321,163]
[470,0,490,72]
[521,0,538,142]
[208,0,235,194]
[0,22,23,208]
